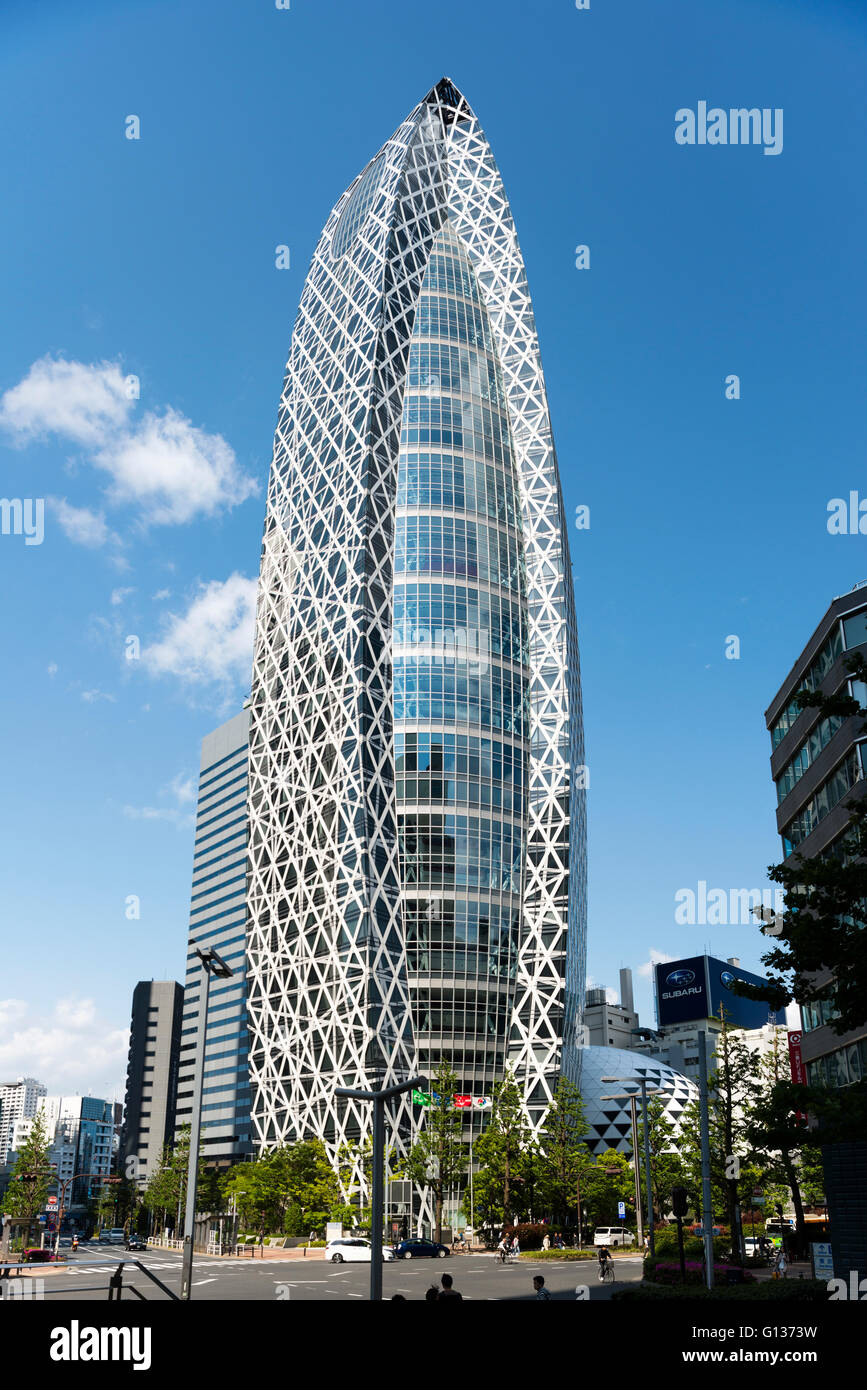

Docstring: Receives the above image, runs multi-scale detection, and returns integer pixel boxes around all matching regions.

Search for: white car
[325,1237,395,1264]
[593,1227,633,1248]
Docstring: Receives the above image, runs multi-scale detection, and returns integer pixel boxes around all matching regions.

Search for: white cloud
[152,588,170,601]
[0,356,132,445]
[47,663,58,679]
[143,572,256,688]
[122,767,197,828]
[637,948,676,980]
[169,773,195,805]
[96,407,258,526]
[81,688,116,703]
[1,356,258,530]
[55,997,97,1029]
[0,998,128,1100]
[0,999,28,1029]
[50,497,112,548]
[110,586,135,606]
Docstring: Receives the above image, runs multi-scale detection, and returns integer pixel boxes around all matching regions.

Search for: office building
[246,79,586,1169]
[766,583,867,1088]
[0,1076,46,1168]
[766,582,867,1273]
[120,980,184,1186]
[175,708,252,1168]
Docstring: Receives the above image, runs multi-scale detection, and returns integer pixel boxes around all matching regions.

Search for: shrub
[646,1260,755,1287]
[652,1231,728,1262]
[613,1279,830,1302]
[519,1249,596,1261]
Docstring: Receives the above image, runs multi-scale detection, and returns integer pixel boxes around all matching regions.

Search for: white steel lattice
[246,80,587,1186]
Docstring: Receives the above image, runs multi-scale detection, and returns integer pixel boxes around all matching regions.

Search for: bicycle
[597,1258,615,1284]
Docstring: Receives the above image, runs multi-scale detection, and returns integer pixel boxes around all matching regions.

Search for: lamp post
[601,1077,663,1254]
[180,945,234,1300]
[335,1072,425,1301]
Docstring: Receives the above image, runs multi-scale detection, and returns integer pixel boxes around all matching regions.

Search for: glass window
[843,609,867,650]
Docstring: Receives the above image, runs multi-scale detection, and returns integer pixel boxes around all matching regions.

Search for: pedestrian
[425,1284,440,1301]
[510,1234,520,1258]
[533,1275,552,1300]
[773,1247,788,1279]
[438,1272,462,1300]
[542,1234,550,1252]
[643,1233,649,1252]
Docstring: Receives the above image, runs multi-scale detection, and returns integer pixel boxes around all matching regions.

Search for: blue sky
[0,0,864,1100]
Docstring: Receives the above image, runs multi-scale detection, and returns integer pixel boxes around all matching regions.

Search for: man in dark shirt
[438,1272,463,1300]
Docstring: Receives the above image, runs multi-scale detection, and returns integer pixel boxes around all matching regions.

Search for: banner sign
[412,1091,492,1109]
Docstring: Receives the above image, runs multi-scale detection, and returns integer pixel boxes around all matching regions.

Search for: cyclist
[496,1235,509,1264]
[597,1244,613,1281]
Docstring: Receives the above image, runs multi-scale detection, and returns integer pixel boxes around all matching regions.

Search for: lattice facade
[246,80,587,1178]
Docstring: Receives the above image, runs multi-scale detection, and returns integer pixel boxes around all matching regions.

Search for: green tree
[636,1095,687,1226]
[402,1063,467,1242]
[2,1108,53,1244]
[473,1070,532,1226]
[580,1149,635,1232]
[743,1028,815,1252]
[536,1077,591,1228]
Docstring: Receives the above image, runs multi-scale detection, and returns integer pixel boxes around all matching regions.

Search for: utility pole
[335,1072,424,1301]
[698,1030,714,1290]
[628,1095,644,1249]
[180,946,233,1300]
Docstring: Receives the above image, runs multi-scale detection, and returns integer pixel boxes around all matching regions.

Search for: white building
[0,1076,47,1166]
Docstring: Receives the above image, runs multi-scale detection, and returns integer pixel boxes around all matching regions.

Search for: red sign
[788,1031,806,1085]
[45,1196,58,1208]
[453,1095,472,1108]
[788,1030,808,1123]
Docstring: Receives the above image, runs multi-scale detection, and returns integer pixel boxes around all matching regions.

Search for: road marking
[192,1278,217,1286]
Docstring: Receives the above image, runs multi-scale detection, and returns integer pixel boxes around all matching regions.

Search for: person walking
[438,1272,463,1300]
[542,1234,551,1252]
[533,1275,552,1300]
[510,1234,520,1260]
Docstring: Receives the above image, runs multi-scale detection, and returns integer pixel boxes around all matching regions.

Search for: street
[20,1242,645,1302]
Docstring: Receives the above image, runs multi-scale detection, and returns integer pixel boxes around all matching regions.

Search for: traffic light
[671,1186,689,1218]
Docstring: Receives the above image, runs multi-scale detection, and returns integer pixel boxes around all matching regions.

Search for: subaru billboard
[656,954,785,1028]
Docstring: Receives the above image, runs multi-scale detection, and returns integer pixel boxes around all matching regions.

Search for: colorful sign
[412,1091,493,1110]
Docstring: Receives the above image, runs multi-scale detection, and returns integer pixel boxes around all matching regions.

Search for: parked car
[325,1238,395,1264]
[22,1248,59,1263]
[593,1227,633,1248]
[393,1238,450,1259]
[124,1234,147,1251]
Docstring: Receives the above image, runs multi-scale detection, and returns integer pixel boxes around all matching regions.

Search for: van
[593,1227,633,1248]
[107,1228,126,1244]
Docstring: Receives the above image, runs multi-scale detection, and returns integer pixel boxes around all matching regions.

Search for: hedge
[613,1279,830,1302]
[519,1249,598,1261]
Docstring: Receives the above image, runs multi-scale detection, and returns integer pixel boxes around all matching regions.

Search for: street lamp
[601,1075,662,1256]
[180,945,234,1301]
[334,1072,425,1302]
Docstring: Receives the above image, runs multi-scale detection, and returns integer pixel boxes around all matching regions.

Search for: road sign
[617,1201,626,1220]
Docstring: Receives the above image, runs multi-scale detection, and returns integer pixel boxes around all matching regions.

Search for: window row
[782,748,863,856]
[415,291,495,355]
[408,341,500,405]
[776,713,845,803]
[395,515,522,591]
[805,1037,867,1089]
[395,730,524,781]
[394,665,527,736]
[394,581,526,667]
[397,451,520,527]
[398,814,523,892]
[801,996,840,1032]
[771,625,845,747]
